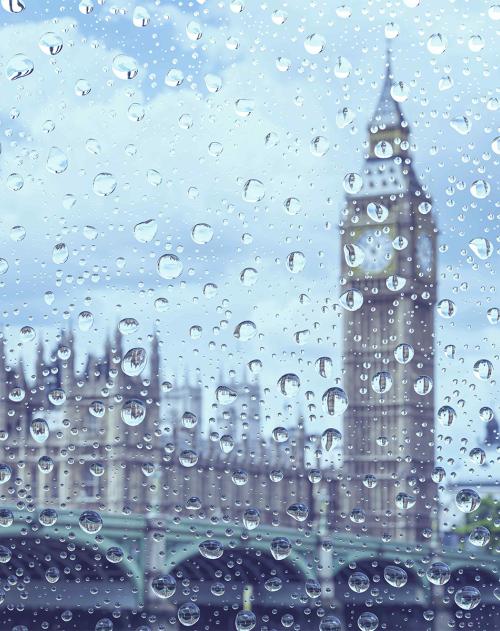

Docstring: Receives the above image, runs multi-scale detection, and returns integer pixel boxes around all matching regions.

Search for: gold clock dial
[348,227,396,277]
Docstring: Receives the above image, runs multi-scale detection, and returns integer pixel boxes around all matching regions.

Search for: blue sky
[0,1,498,510]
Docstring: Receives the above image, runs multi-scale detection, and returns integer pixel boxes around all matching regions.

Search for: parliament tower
[339,53,438,542]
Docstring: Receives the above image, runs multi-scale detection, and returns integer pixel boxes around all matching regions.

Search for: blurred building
[338,52,438,543]
[0,331,327,531]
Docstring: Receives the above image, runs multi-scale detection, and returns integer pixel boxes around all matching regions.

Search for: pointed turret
[367,47,409,160]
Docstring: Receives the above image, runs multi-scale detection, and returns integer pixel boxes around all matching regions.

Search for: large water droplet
[322,387,348,416]
[469,237,493,260]
[93,173,117,196]
[157,254,183,279]
[39,32,63,55]
[242,179,265,202]
[121,347,147,376]
[112,54,138,80]
[6,53,33,80]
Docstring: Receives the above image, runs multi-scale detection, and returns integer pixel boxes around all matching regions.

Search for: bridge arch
[332,557,432,631]
[160,544,317,630]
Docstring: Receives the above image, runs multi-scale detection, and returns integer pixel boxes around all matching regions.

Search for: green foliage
[456,495,500,550]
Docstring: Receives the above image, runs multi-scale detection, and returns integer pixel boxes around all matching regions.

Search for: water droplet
[427,33,447,54]
[233,611,256,631]
[128,103,145,121]
[357,612,379,631]
[487,307,499,324]
[6,54,33,80]
[0,465,11,485]
[384,566,407,588]
[390,81,409,103]
[339,289,363,311]
[374,140,393,158]
[469,525,490,547]
[178,603,200,627]
[437,299,456,318]
[437,405,456,427]
[304,33,326,54]
[112,54,138,80]
[343,172,363,194]
[277,373,300,397]
[165,68,184,87]
[191,223,213,244]
[78,510,103,534]
[243,507,260,530]
[367,202,389,223]
[348,572,370,593]
[233,320,257,341]
[316,356,333,378]
[157,254,183,279]
[204,73,222,93]
[469,237,493,260]
[322,387,348,416]
[286,502,309,521]
[414,375,433,395]
[75,78,91,96]
[121,399,146,426]
[371,371,393,394]
[394,343,414,364]
[1,0,25,13]
[343,243,365,268]
[310,136,330,157]
[470,179,490,199]
[240,267,258,286]
[52,243,69,264]
[93,173,117,196]
[334,56,352,78]
[395,492,416,510]
[39,32,63,55]
[450,115,471,135]
[321,428,342,451]
[336,106,355,128]
[133,5,150,27]
[456,488,481,513]
[454,586,481,610]
[121,347,147,377]
[473,359,493,380]
[242,179,265,202]
[134,219,157,243]
[216,386,237,405]
[286,251,306,273]
[386,275,406,291]
[270,536,291,560]
[199,540,223,559]
[235,99,255,117]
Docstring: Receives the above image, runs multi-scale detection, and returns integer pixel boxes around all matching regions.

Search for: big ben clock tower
[339,53,437,543]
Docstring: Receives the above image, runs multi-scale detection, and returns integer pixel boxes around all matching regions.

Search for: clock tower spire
[338,50,437,543]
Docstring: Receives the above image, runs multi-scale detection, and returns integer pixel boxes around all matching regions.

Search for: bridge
[0,507,497,629]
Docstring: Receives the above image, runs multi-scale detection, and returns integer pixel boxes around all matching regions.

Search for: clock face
[355,229,394,275]
[416,233,433,274]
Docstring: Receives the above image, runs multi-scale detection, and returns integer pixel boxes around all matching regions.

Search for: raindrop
[122,347,147,377]
[339,289,363,311]
[322,387,348,416]
[93,173,117,196]
[6,54,33,80]
[112,54,138,80]
[242,179,265,202]
[277,373,300,397]
[469,237,493,260]
[121,399,146,427]
[39,32,63,55]
[455,488,481,513]
[157,254,183,280]
[79,510,103,534]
